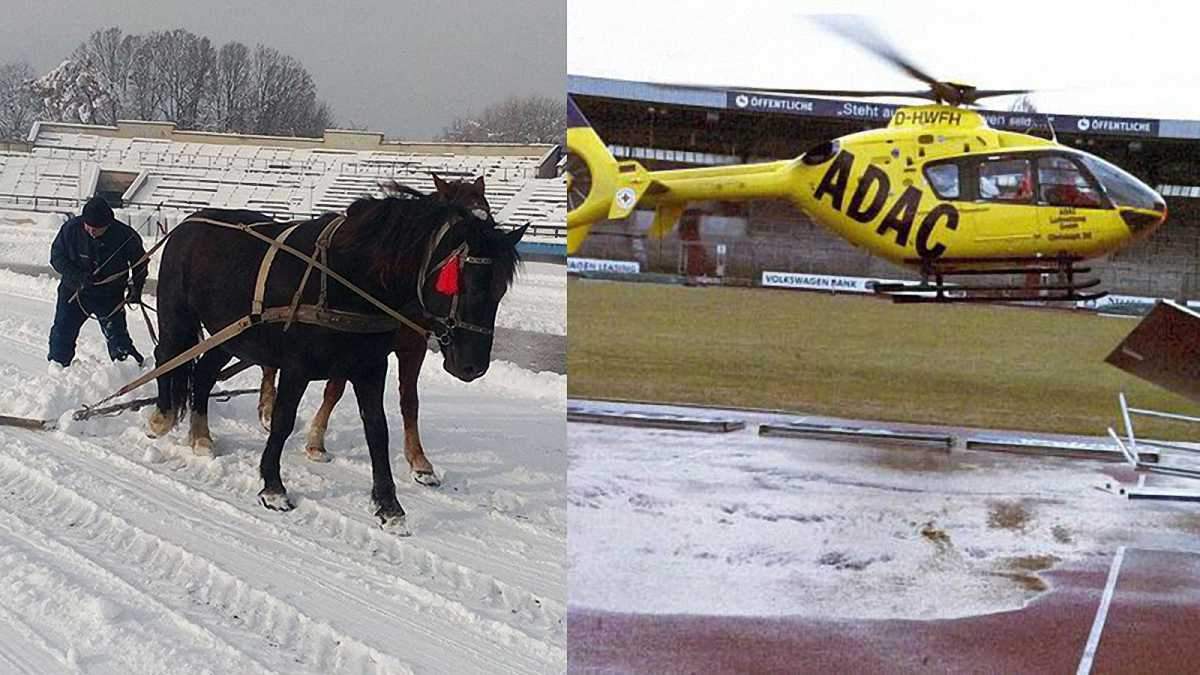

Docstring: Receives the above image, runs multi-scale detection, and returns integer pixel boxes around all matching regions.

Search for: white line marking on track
[1077,545,1126,675]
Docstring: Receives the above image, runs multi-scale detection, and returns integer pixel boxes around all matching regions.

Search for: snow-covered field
[0,267,565,673]
[569,402,1200,621]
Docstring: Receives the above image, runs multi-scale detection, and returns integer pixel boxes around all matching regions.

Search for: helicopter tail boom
[567,103,797,252]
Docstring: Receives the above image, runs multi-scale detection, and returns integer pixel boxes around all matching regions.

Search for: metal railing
[0,191,566,241]
[31,147,546,180]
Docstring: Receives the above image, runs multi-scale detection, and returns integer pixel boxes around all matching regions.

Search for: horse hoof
[148,409,176,437]
[377,512,410,535]
[305,447,332,463]
[191,437,213,457]
[411,470,441,487]
[373,504,410,535]
[258,490,294,512]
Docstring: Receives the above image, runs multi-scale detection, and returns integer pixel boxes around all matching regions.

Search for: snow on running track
[0,269,566,674]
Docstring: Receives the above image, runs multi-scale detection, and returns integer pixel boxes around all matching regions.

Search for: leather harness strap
[181,216,429,337]
[253,223,304,317]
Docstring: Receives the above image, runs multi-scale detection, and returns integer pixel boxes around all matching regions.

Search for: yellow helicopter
[566,19,1168,303]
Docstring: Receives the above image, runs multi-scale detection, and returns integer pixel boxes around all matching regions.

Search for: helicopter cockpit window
[1076,153,1164,212]
[977,158,1034,203]
[924,163,959,199]
[1037,156,1104,208]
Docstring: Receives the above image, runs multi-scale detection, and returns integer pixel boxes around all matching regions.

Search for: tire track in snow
[0,449,425,674]
[1,430,564,672]
[145,421,566,617]
[0,602,72,675]
[123,425,565,644]
[0,488,279,675]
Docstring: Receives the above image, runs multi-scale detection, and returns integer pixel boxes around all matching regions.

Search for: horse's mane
[339,181,521,294]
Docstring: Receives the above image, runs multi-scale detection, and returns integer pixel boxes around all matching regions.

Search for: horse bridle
[417,217,496,345]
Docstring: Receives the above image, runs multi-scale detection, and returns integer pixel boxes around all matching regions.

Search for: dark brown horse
[148,184,524,530]
[258,175,493,486]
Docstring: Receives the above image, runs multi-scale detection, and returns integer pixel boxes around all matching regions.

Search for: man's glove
[125,283,142,306]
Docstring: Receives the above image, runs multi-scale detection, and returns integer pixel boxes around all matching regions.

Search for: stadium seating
[0,125,565,242]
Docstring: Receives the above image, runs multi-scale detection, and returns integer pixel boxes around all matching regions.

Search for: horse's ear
[472,175,485,193]
[505,222,530,246]
[432,173,448,195]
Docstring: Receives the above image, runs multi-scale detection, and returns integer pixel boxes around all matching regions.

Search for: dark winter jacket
[50,216,148,301]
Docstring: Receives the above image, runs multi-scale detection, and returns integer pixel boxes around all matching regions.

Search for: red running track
[568,548,1200,674]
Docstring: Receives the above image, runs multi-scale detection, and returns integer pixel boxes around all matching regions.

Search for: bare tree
[205,41,253,131]
[250,45,329,137]
[439,95,565,144]
[71,27,144,124]
[146,29,215,129]
[125,39,162,122]
[0,61,38,139]
[45,28,338,135]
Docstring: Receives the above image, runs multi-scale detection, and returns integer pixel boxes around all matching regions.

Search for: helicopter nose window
[1076,153,1164,212]
[978,157,1034,203]
[1037,156,1103,208]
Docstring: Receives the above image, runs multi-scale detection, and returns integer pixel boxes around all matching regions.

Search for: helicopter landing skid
[874,257,1108,304]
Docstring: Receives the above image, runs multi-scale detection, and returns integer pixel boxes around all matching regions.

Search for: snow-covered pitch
[0,240,565,672]
[569,402,1200,621]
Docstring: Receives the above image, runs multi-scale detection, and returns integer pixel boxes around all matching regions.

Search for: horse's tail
[151,224,202,424]
[170,338,196,413]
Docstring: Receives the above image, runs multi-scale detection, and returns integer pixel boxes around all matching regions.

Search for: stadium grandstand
[569,74,1200,299]
[0,118,566,256]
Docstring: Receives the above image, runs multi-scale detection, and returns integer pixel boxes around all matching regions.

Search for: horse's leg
[397,347,439,486]
[149,321,198,438]
[303,379,345,463]
[350,363,407,532]
[188,349,233,456]
[258,368,308,512]
[258,366,278,432]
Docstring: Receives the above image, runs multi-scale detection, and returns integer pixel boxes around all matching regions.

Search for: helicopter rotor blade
[966,88,1035,102]
[738,86,938,100]
[640,80,939,101]
[810,14,941,88]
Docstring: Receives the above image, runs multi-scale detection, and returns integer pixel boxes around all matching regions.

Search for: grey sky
[0,0,565,139]
[570,1,1200,121]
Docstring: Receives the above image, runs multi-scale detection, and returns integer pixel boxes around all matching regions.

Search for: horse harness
[82,211,485,412]
[416,219,497,343]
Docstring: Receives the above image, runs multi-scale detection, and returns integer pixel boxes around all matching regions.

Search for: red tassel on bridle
[435,255,460,295]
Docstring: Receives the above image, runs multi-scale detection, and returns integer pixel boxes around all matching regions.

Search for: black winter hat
[82,197,114,228]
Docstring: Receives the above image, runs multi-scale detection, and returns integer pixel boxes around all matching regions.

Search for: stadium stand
[0,120,565,248]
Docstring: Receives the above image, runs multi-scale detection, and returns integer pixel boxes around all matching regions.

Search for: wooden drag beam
[73,388,260,421]
[0,414,54,431]
[0,388,260,431]
[1106,300,1200,404]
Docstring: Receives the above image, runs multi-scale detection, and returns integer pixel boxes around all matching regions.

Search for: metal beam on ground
[567,404,746,433]
[967,435,1159,463]
[759,422,953,449]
